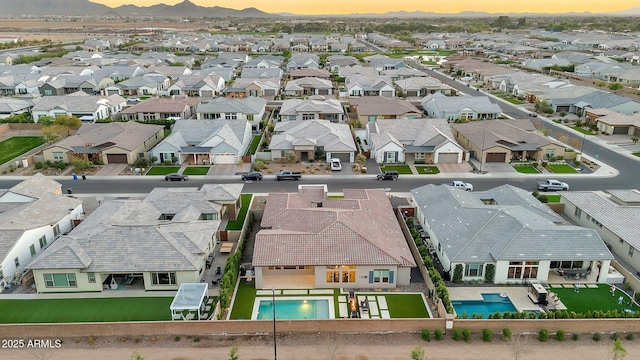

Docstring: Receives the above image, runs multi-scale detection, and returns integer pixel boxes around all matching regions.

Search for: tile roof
[45,121,164,152]
[411,184,612,263]
[196,97,266,115]
[452,119,556,151]
[349,96,421,116]
[253,188,416,267]
[270,120,356,152]
[120,96,200,114]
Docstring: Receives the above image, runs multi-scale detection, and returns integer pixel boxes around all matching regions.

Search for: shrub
[434,329,444,341]
[462,329,471,343]
[484,264,495,283]
[592,332,601,341]
[502,327,512,341]
[574,160,581,166]
[555,329,565,341]
[541,161,548,167]
[625,333,634,341]
[482,328,493,342]
[35,161,44,169]
[174,336,181,342]
[453,264,463,283]
[133,158,150,168]
[421,329,431,342]
[538,329,549,342]
[611,332,620,341]
[453,329,462,341]
[572,333,579,341]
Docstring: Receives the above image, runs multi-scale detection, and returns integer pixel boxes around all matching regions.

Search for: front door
[385,151,397,163]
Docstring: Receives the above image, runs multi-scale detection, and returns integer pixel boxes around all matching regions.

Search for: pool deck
[448,287,543,312]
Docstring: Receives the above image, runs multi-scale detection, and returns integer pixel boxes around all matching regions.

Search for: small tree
[610,338,627,360]
[41,124,67,143]
[482,328,493,342]
[484,264,495,283]
[410,346,425,360]
[53,115,82,136]
[355,153,367,167]
[286,152,299,164]
[73,158,94,172]
[133,158,149,168]
[609,83,624,91]
[452,264,463,283]
[534,99,553,114]
[228,346,239,360]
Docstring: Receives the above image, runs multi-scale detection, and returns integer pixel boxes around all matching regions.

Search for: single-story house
[195,97,267,133]
[269,120,356,163]
[421,93,502,121]
[284,77,334,97]
[411,184,613,284]
[279,97,345,123]
[252,186,416,289]
[394,77,455,98]
[166,75,226,98]
[28,184,243,293]
[31,92,117,123]
[451,119,570,163]
[345,75,395,97]
[42,121,164,165]
[119,96,201,121]
[150,119,252,165]
[367,118,465,164]
[349,97,423,123]
[0,174,83,289]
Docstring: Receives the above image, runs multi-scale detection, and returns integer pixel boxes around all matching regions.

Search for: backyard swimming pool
[252,298,333,320]
[452,293,517,318]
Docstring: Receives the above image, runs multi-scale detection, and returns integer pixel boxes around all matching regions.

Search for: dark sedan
[164,173,188,181]
[241,171,263,181]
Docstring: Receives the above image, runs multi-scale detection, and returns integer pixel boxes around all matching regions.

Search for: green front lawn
[164,129,171,138]
[380,164,413,174]
[0,136,45,165]
[513,165,539,174]
[551,284,640,315]
[415,166,440,175]
[544,194,561,203]
[570,126,596,135]
[546,164,578,174]
[385,294,430,318]
[491,92,524,105]
[146,166,180,175]
[0,297,173,323]
[246,134,262,156]
[633,152,640,157]
[182,166,210,176]
[225,194,253,231]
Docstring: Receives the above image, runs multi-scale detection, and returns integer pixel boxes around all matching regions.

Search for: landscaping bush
[462,329,471,343]
[572,333,579,341]
[452,264,463,283]
[502,327,512,341]
[574,160,581,166]
[484,264,495,283]
[452,329,462,341]
[555,329,565,341]
[538,329,549,342]
[611,332,620,341]
[434,329,444,341]
[592,332,601,341]
[482,328,493,342]
[35,161,43,169]
[421,329,430,342]
[625,333,634,341]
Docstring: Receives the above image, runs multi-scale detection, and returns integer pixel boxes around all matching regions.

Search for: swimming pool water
[452,293,517,319]
[256,299,330,320]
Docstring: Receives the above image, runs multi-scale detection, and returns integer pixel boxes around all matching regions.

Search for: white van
[330,158,342,171]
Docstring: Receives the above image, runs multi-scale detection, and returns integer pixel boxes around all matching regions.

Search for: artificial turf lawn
[380,165,413,174]
[145,166,180,175]
[0,136,45,165]
[0,297,173,323]
[415,166,440,174]
[570,126,595,135]
[246,134,262,155]
[384,294,430,318]
[513,165,539,174]
[229,281,257,320]
[225,194,253,230]
[544,194,561,203]
[182,166,210,176]
[546,164,578,174]
[551,284,640,315]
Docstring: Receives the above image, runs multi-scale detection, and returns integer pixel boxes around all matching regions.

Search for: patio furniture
[220,243,234,253]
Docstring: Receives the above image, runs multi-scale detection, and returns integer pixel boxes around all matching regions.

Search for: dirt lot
[1,333,637,360]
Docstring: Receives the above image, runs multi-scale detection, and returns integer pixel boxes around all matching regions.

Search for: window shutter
[389,271,394,284]
[369,271,374,284]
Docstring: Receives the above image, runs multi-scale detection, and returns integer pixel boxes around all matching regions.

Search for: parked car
[127,97,140,103]
[377,171,399,181]
[164,173,188,181]
[241,172,263,181]
[275,170,302,181]
[529,112,538,117]
[536,179,569,191]
[451,180,473,191]
[330,158,342,171]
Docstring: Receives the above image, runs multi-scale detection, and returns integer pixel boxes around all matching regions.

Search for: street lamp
[272,287,277,360]
[478,124,486,174]
[579,133,586,156]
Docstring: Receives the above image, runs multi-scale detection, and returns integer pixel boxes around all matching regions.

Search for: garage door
[106,154,128,164]
[437,153,459,163]
[485,152,506,162]
[381,91,394,97]
[201,90,214,97]
[613,126,628,134]
[212,153,237,164]
[330,152,351,162]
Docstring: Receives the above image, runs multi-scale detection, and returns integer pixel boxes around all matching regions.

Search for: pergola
[170,283,209,321]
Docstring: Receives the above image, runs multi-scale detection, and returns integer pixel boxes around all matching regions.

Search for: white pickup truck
[537,179,569,191]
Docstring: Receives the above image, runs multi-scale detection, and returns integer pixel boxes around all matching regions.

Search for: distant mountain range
[0,0,275,17]
[1,0,639,18]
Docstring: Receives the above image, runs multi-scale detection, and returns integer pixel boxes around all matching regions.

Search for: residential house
[338,66,378,78]
[289,69,331,80]
[411,184,613,284]
[394,77,455,98]
[41,121,164,164]
[226,78,280,98]
[0,174,83,290]
[28,184,243,293]
[244,55,283,69]
[166,75,226,98]
[421,93,502,121]
[104,76,164,97]
[284,77,333,97]
[150,119,251,165]
[367,118,464,164]
[93,65,145,82]
[383,68,428,81]
[269,120,356,163]
[326,55,360,72]
[0,98,34,119]
[560,189,640,274]
[252,186,416,289]
[285,55,320,71]
[196,97,266,132]
[547,90,640,116]
[279,97,345,123]
[349,97,423,123]
[451,119,569,163]
[31,92,115,123]
[345,75,395,97]
[584,109,640,136]
[119,96,201,121]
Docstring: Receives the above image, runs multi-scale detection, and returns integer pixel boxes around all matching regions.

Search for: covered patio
[170,283,209,321]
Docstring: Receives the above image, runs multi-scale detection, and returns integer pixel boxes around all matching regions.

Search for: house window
[225,113,237,120]
[142,113,155,121]
[629,246,635,257]
[30,244,36,257]
[247,115,254,121]
[288,115,296,121]
[372,269,391,283]
[53,224,60,237]
[0,270,3,281]
[43,273,77,288]
[159,213,175,220]
[545,149,555,159]
[151,272,176,285]
[204,113,221,119]
[14,257,20,267]
[325,265,356,284]
[507,261,523,279]
[87,272,96,283]
[464,264,484,277]
[302,113,315,120]
[53,152,64,161]
[415,153,425,160]
[199,213,217,220]
[574,207,582,219]
[44,89,52,95]
[368,116,377,122]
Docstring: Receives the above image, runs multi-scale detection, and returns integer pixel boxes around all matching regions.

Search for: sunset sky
[91,1,638,15]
